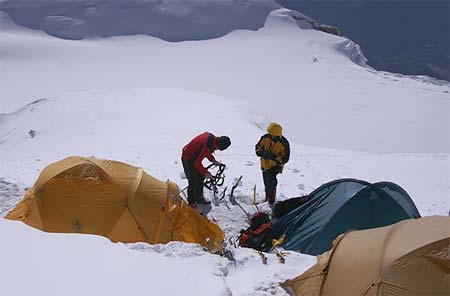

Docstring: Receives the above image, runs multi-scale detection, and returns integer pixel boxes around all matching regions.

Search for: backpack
[273,195,311,219]
[238,212,273,251]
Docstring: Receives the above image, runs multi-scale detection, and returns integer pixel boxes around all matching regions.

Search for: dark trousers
[182,158,204,205]
[263,166,281,191]
[263,166,281,204]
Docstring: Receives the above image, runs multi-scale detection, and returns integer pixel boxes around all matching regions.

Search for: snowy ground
[0,2,449,296]
[0,218,316,296]
[0,88,447,296]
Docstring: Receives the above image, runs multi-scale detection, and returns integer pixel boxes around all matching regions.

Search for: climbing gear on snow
[238,212,273,251]
[273,248,288,264]
[204,163,225,190]
[228,175,252,218]
[255,250,268,264]
[206,239,236,262]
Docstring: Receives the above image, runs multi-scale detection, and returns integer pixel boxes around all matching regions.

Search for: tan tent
[282,216,450,296]
[5,156,224,248]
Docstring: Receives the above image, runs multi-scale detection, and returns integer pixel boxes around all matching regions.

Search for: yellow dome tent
[282,216,450,296]
[5,156,224,247]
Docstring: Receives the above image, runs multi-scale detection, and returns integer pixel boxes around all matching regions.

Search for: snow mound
[0,213,316,296]
[0,0,279,40]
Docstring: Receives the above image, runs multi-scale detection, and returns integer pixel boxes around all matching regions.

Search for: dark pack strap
[206,133,215,150]
[190,133,215,161]
[250,222,272,236]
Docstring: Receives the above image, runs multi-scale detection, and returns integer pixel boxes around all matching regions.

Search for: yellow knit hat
[267,122,282,137]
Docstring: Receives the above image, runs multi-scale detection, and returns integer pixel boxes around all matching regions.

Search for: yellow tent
[5,156,224,247]
[282,216,450,296]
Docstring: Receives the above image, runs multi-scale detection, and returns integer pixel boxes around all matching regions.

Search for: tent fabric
[282,216,450,296]
[271,178,421,255]
[5,156,224,247]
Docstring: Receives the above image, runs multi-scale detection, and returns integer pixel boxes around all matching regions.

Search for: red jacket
[182,132,217,175]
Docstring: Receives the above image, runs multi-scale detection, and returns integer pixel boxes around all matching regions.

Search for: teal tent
[271,179,421,255]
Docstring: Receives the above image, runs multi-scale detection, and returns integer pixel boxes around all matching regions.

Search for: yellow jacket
[255,134,290,171]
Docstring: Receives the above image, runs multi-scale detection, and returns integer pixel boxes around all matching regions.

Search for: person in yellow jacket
[255,122,290,205]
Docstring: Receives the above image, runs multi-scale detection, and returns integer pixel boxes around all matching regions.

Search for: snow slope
[0,87,447,296]
[0,219,315,296]
[1,87,446,296]
[0,2,449,296]
[1,8,448,153]
[0,88,322,296]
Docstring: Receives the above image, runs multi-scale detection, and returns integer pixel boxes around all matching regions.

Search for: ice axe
[229,175,251,218]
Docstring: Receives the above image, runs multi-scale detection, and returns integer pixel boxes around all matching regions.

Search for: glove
[258,151,268,158]
[267,152,277,160]
[257,150,276,160]
[262,151,276,160]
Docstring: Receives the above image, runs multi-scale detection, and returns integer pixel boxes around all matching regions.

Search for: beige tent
[6,156,224,248]
[282,216,450,296]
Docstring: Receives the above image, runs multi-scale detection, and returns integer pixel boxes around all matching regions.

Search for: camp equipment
[271,178,421,255]
[6,156,224,248]
[282,216,450,296]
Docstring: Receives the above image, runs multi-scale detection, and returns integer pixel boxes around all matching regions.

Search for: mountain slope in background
[1,8,448,153]
[277,0,450,81]
[0,3,449,295]
[0,0,279,40]
[2,0,448,80]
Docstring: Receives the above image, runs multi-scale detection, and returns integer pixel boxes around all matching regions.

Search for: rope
[203,163,226,190]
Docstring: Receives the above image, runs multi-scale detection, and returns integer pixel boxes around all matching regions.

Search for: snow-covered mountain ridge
[0,2,448,295]
[1,8,448,153]
[0,0,279,40]
[0,0,371,71]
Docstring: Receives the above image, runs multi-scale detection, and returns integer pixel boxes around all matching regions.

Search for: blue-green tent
[271,179,421,255]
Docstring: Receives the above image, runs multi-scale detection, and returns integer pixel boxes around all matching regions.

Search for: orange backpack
[238,212,273,251]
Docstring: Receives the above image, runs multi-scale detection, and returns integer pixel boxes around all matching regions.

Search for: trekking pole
[233,195,250,218]
[180,186,188,200]
[180,186,188,194]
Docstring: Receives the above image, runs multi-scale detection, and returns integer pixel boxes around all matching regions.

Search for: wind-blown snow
[0,2,449,296]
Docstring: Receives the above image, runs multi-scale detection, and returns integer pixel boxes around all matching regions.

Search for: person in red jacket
[182,132,231,207]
